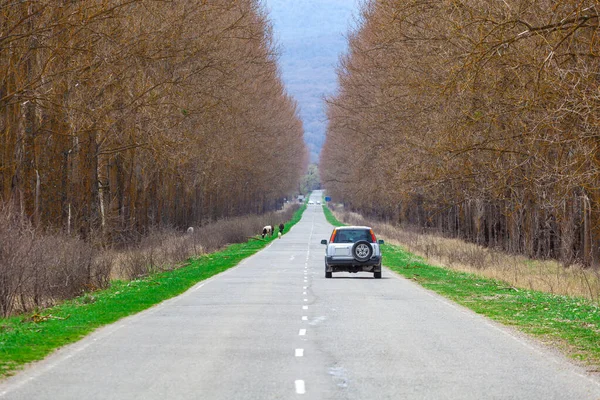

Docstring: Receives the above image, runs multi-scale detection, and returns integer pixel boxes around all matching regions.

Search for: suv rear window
[332,229,374,243]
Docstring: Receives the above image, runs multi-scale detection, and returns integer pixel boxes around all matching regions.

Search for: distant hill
[264,0,359,163]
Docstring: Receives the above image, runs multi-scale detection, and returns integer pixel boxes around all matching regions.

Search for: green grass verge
[326,208,600,366]
[322,204,344,227]
[0,204,306,379]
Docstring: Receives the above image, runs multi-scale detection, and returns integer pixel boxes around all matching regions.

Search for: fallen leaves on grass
[24,313,70,324]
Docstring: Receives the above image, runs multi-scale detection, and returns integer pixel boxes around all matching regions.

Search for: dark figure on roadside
[279,223,284,234]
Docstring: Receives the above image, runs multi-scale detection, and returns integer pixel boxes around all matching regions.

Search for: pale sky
[263,0,361,163]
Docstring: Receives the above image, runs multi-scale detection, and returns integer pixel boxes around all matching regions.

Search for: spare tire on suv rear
[352,240,373,262]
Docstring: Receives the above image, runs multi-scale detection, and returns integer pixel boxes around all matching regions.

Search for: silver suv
[320,226,384,279]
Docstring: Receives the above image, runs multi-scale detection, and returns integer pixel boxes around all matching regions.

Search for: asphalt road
[2,190,600,399]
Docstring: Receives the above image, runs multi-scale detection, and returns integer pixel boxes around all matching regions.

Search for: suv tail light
[330,229,337,243]
[369,229,377,243]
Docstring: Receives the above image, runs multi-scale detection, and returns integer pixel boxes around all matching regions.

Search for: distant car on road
[316,201,321,205]
[308,201,315,204]
[321,226,384,279]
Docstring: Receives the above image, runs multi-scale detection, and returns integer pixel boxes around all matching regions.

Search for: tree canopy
[1,0,307,238]
[321,0,600,266]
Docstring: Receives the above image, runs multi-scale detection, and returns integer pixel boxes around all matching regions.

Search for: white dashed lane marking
[295,380,306,394]
[292,205,316,397]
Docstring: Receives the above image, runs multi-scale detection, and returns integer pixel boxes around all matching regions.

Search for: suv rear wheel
[352,240,373,262]
[374,271,381,279]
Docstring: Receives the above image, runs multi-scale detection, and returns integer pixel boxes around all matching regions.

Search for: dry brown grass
[110,204,300,280]
[0,205,112,316]
[0,203,299,316]
[333,207,600,303]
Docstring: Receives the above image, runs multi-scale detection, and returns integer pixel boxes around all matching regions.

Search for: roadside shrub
[0,205,113,316]
[0,202,300,315]
[116,204,300,279]
[0,208,33,316]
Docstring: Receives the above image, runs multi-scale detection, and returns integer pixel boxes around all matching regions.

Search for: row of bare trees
[321,0,600,266]
[1,0,307,240]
